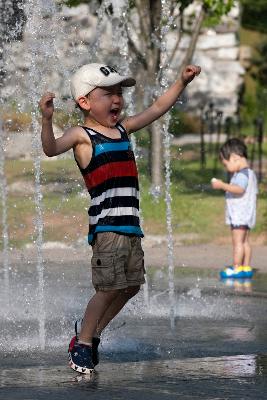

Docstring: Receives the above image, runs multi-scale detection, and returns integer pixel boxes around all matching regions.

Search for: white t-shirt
[225,168,258,228]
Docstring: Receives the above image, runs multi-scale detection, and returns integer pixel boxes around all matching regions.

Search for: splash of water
[0,0,23,314]
[160,0,176,328]
[0,118,9,305]
[23,0,64,349]
[89,0,113,59]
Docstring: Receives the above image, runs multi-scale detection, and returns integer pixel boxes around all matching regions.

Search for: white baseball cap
[70,63,136,101]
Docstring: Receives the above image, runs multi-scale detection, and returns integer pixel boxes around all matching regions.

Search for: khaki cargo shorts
[91,232,145,291]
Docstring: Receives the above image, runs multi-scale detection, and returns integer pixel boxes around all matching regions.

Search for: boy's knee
[99,289,121,301]
[99,286,140,301]
[122,285,140,299]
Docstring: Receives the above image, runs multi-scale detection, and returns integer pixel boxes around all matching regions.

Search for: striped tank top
[76,123,143,244]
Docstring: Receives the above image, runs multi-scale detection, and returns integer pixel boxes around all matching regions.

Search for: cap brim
[120,77,136,87]
[98,75,136,88]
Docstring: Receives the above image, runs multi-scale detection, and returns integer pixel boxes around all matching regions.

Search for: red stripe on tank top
[83,160,138,190]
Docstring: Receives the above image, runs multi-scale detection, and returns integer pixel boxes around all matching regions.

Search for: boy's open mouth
[110,108,120,121]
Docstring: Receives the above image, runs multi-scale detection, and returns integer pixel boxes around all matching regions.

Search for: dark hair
[220,138,248,160]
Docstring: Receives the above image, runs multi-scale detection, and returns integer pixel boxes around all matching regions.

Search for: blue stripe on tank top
[88,225,143,243]
[94,142,131,157]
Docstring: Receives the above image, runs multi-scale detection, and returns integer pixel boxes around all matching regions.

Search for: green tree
[250,41,267,119]
[253,42,267,86]
[240,0,267,33]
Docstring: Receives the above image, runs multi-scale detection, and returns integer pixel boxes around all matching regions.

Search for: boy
[211,138,258,279]
[39,62,201,374]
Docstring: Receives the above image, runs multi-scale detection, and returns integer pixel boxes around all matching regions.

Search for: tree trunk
[179,7,205,70]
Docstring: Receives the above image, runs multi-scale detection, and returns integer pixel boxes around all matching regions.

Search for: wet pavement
[1,353,267,400]
[1,262,267,399]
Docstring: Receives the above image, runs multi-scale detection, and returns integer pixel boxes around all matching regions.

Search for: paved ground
[143,242,267,272]
[3,238,267,272]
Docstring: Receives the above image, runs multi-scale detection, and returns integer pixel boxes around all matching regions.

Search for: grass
[1,145,266,249]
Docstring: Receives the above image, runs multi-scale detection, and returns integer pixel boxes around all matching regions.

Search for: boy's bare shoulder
[63,125,90,143]
[120,118,131,134]
[63,125,85,136]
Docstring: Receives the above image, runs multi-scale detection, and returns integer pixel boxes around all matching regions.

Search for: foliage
[203,0,233,11]
[240,39,267,127]
[169,109,200,135]
[203,0,234,24]
[240,0,267,33]
[251,41,267,86]
[239,22,267,133]
[239,91,257,130]
[63,0,234,20]
[63,0,89,6]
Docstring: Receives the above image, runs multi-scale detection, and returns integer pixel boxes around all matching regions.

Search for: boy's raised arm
[39,92,81,157]
[123,65,201,134]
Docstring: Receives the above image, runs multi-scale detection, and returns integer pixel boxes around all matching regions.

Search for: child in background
[39,62,201,374]
[211,138,258,279]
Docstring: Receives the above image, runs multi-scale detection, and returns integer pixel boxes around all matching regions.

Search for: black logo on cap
[100,66,118,76]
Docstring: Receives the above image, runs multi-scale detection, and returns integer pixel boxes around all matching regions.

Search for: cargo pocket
[91,252,115,289]
[127,249,146,284]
